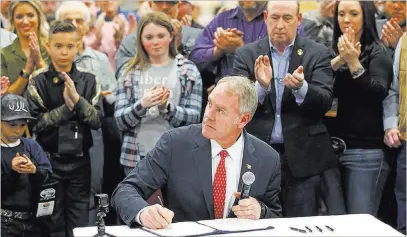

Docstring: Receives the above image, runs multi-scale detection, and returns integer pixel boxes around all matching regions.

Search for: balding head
[267,1,300,15]
[264,1,301,52]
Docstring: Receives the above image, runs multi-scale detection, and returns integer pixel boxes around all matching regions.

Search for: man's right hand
[140,204,174,229]
[384,128,402,148]
[254,55,272,89]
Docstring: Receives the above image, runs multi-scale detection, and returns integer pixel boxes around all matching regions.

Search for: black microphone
[239,171,255,200]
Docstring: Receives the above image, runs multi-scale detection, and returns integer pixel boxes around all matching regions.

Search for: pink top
[84,13,129,71]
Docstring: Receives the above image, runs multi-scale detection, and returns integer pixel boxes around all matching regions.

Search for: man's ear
[297,13,302,26]
[263,10,268,23]
[237,112,251,129]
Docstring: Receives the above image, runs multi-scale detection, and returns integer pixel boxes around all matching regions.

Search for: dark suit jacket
[233,36,337,178]
[111,124,282,226]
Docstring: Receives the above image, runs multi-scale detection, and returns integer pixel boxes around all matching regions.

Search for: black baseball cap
[1,94,36,121]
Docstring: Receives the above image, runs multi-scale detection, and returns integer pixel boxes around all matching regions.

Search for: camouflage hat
[1,94,36,121]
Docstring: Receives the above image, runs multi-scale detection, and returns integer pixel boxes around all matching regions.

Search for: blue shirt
[190,6,307,83]
[255,38,308,144]
[190,7,267,82]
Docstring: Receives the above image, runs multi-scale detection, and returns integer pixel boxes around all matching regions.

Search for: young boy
[1,94,52,237]
[27,20,103,237]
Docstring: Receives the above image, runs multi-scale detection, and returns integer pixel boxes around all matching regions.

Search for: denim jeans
[339,148,390,215]
[395,140,406,234]
[44,154,91,237]
[1,216,42,237]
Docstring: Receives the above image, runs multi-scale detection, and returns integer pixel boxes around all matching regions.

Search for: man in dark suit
[233,1,345,217]
[111,76,282,229]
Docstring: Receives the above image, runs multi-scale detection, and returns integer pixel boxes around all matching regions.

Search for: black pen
[305,226,312,232]
[290,227,306,233]
[315,225,323,232]
[325,225,334,232]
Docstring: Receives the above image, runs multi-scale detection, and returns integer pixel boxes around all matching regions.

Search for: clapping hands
[140,85,170,110]
[61,72,80,111]
[337,27,361,65]
[214,27,244,54]
[381,19,404,49]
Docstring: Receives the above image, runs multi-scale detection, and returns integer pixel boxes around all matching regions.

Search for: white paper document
[143,221,215,237]
[198,218,273,232]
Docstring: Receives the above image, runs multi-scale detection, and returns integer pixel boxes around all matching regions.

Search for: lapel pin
[247,164,252,170]
[297,49,303,56]
[52,77,59,84]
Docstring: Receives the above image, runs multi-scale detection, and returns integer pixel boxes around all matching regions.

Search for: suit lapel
[237,131,258,192]
[192,130,214,219]
[257,37,277,112]
[227,131,259,218]
[282,37,306,103]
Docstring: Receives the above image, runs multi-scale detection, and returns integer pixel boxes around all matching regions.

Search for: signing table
[74,214,402,236]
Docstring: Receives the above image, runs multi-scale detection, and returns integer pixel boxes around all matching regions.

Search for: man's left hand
[284,66,304,90]
[231,192,261,220]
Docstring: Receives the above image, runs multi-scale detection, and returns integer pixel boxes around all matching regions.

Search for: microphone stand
[93,194,115,237]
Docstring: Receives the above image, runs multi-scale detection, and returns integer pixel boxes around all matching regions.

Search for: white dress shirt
[210,133,245,218]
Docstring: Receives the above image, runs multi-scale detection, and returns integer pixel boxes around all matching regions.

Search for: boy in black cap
[1,94,52,237]
[26,20,103,237]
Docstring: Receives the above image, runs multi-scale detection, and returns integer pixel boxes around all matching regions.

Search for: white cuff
[292,80,308,105]
[135,206,150,225]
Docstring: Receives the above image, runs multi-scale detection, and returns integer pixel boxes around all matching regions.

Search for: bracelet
[351,67,365,79]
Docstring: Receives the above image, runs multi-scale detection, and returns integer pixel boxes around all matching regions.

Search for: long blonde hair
[125,12,178,75]
[8,0,48,47]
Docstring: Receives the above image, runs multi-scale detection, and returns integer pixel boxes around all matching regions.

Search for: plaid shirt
[114,54,203,167]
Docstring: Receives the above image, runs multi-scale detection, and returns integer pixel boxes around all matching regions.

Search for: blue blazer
[111,124,282,226]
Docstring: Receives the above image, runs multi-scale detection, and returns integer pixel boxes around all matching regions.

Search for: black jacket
[233,36,337,178]
[27,63,103,154]
[333,43,393,149]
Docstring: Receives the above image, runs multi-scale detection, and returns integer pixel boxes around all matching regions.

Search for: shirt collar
[10,38,25,58]
[269,36,296,52]
[210,132,245,161]
[48,62,80,83]
[76,46,96,59]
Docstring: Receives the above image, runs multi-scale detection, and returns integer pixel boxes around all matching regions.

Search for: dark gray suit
[111,124,282,226]
[232,36,345,217]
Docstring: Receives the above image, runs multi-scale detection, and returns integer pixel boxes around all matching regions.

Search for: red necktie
[213,150,228,219]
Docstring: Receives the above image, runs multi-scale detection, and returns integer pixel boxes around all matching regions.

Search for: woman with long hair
[1,0,49,95]
[115,12,202,176]
[330,1,393,215]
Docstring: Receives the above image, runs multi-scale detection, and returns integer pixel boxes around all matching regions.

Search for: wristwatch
[20,69,31,79]
[259,201,267,219]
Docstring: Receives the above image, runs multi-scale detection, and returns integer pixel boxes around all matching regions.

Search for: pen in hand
[157,196,164,206]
